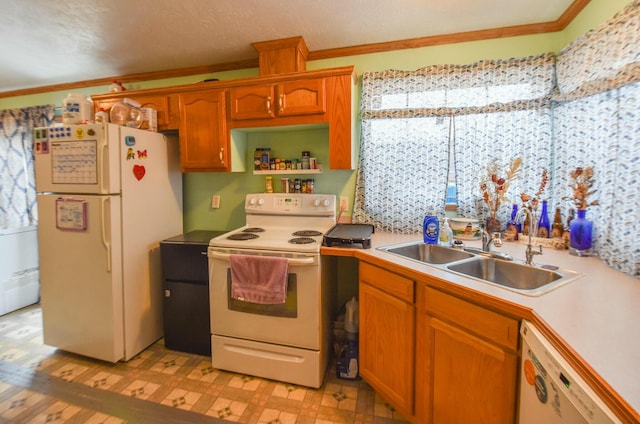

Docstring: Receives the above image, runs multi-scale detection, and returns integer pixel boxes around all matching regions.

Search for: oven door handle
[209,251,315,265]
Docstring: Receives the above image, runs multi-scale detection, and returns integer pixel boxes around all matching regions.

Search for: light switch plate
[211,194,220,208]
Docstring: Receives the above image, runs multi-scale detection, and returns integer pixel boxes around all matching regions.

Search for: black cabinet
[160,230,226,356]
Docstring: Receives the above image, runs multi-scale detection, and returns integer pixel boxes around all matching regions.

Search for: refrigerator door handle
[99,136,108,193]
[101,197,112,272]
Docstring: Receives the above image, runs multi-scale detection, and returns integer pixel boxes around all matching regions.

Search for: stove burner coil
[227,233,259,241]
[292,230,323,237]
[243,227,265,233]
[288,237,316,245]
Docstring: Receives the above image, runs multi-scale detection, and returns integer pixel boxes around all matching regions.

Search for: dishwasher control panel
[519,321,622,424]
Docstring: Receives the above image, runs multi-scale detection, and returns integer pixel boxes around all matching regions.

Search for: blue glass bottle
[569,209,593,256]
[537,200,550,238]
[505,204,521,241]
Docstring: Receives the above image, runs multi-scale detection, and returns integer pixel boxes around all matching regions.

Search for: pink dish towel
[230,254,289,304]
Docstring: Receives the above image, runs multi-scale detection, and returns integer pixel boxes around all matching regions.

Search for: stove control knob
[248,197,257,205]
[314,198,330,207]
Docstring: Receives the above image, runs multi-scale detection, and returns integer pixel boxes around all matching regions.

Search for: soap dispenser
[439,218,453,247]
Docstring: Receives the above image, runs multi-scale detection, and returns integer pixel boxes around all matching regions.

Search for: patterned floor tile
[0,389,45,421]
[122,379,160,400]
[257,407,298,424]
[206,396,248,421]
[160,387,202,410]
[24,400,81,424]
[0,304,410,424]
[85,371,123,390]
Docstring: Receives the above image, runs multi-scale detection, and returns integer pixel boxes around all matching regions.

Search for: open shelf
[253,168,322,175]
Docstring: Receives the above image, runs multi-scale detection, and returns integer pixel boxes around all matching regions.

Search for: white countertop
[324,233,640,419]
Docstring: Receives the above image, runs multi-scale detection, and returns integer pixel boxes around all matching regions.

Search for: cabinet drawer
[360,262,414,303]
[424,287,518,350]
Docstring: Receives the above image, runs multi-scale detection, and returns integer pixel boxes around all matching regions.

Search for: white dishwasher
[519,321,622,424]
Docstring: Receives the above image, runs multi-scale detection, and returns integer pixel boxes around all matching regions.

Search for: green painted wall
[1,0,631,232]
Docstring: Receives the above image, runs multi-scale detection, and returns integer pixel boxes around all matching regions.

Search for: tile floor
[0,304,410,424]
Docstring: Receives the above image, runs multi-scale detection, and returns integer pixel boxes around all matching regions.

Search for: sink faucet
[516,207,543,265]
[481,224,503,253]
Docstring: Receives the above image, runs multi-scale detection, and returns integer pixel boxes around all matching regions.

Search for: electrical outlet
[211,194,220,209]
[339,196,349,212]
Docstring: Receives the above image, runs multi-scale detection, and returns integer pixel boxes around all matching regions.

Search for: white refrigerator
[34,123,183,362]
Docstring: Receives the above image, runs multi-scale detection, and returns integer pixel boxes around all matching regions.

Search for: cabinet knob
[219,147,224,164]
[164,289,171,297]
[266,96,272,114]
[278,94,284,112]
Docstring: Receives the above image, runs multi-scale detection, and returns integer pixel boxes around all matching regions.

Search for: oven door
[208,247,322,350]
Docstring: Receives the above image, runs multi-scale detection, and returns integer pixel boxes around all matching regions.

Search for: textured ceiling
[1,0,577,94]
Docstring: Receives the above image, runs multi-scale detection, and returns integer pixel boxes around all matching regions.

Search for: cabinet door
[163,280,211,356]
[359,282,415,416]
[420,316,517,424]
[135,94,178,130]
[229,85,276,120]
[178,89,229,172]
[277,78,326,116]
[93,94,174,130]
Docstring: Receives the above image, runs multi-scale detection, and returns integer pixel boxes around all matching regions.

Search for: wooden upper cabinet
[89,35,356,172]
[178,89,229,172]
[325,73,355,170]
[135,94,178,129]
[252,36,309,75]
[229,84,275,120]
[278,78,326,116]
[229,77,326,121]
[92,93,178,131]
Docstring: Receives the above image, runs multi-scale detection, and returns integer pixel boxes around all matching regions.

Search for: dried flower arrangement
[519,168,549,236]
[520,168,548,211]
[480,157,522,218]
[567,166,599,210]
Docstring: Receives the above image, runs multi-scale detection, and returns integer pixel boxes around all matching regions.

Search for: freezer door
[37,193,124,362]
[34,123,120,194]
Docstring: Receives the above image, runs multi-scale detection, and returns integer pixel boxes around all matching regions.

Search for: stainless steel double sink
[377,241,582,296]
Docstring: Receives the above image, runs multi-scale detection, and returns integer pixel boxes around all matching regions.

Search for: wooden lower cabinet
[359,277,415,416]
[415,285,519,423]
[359,261,519,423]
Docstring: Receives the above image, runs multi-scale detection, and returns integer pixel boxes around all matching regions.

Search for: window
[353,1,640,278]
[354,54,556,233]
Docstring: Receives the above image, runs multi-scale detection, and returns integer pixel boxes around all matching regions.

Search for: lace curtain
[0,106,55,229]
[353,114,451,233]
[552,0,640,277]
[354,54,556,232]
